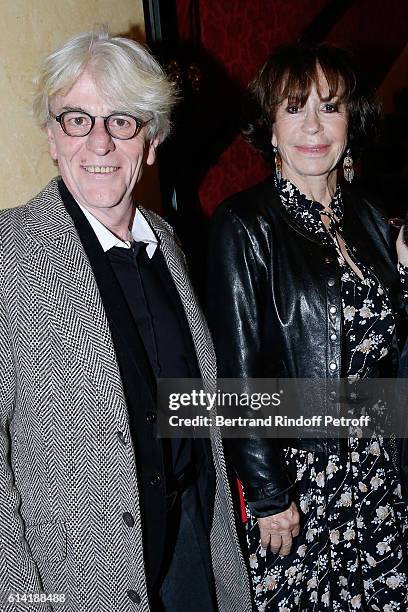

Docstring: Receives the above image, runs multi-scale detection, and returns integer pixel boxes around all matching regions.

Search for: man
[0,28,251,612]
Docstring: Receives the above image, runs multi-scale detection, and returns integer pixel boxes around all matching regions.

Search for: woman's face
[271,70,349,185]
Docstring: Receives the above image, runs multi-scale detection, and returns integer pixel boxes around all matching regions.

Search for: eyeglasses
[50,110,150,140]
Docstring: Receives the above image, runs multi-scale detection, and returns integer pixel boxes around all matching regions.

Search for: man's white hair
[33,26,176,142]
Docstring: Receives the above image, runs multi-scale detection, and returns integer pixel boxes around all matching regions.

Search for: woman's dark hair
[242,43,381,164]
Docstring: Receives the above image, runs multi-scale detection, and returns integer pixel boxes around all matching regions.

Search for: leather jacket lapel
[342,188,401,312]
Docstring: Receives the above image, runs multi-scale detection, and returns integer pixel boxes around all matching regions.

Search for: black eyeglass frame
[49,110,150,140]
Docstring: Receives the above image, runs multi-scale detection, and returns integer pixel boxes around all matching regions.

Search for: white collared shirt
[78,204,158,258]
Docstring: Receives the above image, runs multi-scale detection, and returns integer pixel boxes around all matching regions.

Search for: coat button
[329,306,337,314]
[325,256,333,264]
[329,362,337,371]
[117,431,127,445]
[122,512,135,528]
[330,333,338,341]
[329,390,337,401]
[327,278,335,287]
[149,473,162,487]
[146,411,157,424]
[127,590,141,604]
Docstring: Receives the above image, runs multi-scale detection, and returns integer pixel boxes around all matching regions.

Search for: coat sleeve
[0,235,49,611]
[206,204,295,517]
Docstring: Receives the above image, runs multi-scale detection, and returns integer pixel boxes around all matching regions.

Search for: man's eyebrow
[58,106,88,113]
[56,106,126,115]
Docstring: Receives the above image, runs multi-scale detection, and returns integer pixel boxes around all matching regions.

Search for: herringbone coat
[0,178,251,612]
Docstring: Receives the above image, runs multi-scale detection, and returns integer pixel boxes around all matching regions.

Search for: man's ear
[146,138,160,166]
[46,124,58,161]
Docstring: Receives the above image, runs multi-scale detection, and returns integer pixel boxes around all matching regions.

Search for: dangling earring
[274,146,282,181]
[343,148,354,183]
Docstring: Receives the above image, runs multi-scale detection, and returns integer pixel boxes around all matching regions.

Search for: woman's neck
[282,168,338,208]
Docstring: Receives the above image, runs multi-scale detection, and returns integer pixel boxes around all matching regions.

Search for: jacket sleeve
[0,242,49,611]
[206,204,295,517]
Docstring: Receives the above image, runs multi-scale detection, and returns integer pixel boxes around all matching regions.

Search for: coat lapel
[58,179,156,400]
[25,178,155,404]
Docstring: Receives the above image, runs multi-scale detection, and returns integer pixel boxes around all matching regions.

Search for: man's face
[46,71,157,214]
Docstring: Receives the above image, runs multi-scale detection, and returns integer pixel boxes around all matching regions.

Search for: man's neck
[80,201,136,242]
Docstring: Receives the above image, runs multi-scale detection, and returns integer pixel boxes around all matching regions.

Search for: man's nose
[86,118,115,155]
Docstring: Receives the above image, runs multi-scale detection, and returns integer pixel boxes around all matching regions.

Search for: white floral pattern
[398,263,408,302]
[246,439,408,610]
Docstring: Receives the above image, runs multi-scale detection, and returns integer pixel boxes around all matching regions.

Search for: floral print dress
[246,179,408,611]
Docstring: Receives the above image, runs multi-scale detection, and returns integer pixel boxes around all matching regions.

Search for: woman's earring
[343,148,354,183]
[274,146,282,181]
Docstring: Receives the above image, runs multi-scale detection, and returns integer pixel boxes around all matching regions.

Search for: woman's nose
[301,110,322,134]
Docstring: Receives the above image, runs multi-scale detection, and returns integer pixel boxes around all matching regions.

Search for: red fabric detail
[237,478,247,524]
[199,137,270,218]
[198,0,327,88]
[326,0,408,86]
[196,0,327,216]
[175,2,192,41]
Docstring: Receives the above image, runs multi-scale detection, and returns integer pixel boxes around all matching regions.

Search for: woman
[207,44,408,610]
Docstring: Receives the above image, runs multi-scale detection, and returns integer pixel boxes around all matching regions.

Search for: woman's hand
[257,501,300,556]
[396,226,408,267]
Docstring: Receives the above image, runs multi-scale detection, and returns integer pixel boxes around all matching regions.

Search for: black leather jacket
[207,176,405,516]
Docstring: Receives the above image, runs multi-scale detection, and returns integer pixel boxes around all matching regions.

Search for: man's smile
[81,165,119,174]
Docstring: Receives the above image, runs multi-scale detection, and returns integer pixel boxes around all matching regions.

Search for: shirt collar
[275,176,343,245]
[78,204,158,258]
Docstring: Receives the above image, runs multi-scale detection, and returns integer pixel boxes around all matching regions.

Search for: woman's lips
[294,145,330,154]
